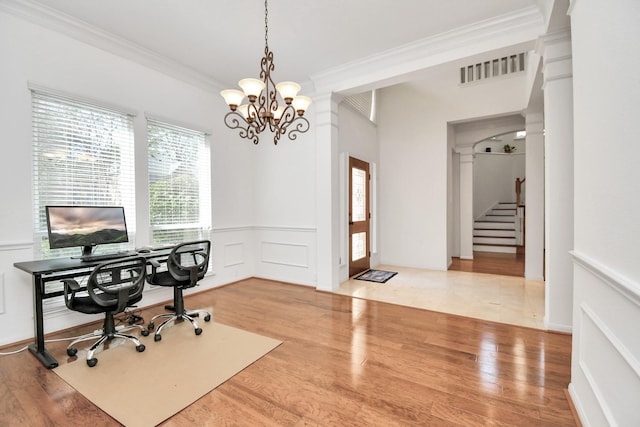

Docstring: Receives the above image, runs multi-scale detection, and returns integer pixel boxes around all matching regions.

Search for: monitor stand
[70,245,95,259]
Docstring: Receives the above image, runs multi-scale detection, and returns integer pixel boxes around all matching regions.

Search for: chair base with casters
[62,256,149,367]
[147,284,211,342]
[146,240,213,342]
[66,310,149,367]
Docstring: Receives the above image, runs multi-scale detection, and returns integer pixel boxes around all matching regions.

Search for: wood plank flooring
[449,251,525,277]
[0,278,575,426]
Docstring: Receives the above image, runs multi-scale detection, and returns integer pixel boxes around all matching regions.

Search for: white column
[315,93,341,292]
[539,30,574,331]
[458,147,474,260]
[524,111,545,280]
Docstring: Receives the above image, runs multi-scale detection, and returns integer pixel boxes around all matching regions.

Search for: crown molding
[311,5,545,95]
[0,0,225,93]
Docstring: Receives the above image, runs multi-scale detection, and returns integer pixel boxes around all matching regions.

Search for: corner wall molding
[0,0,224,93]
[311,5,544,93]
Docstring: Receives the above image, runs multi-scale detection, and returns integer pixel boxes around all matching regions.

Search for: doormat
[354,269,398,283]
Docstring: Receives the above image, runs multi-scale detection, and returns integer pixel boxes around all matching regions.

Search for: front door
[349,156,370,277]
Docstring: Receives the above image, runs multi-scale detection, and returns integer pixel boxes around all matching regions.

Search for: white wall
[251,125,318,286]
[473,153,525,217]
[377,65,529,270]
[568,0,640,425]
[0,10,257,345]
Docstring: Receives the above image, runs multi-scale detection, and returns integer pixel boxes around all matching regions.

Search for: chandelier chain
[264,0,269,50]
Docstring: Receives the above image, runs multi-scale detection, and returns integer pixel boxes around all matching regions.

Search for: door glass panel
[352,167,366,222]
[352,232,366,261]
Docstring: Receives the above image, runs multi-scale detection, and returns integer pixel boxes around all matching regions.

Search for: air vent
[343,90,377,123]
[460,53,526,85]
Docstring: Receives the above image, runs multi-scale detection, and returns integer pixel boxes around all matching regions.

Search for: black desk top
[14,249,172,275]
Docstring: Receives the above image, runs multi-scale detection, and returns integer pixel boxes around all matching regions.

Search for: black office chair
[146,240,212,341]
[63,256,149,367]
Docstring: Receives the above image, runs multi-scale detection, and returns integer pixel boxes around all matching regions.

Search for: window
[147,119,211,245]
[31,89,136,258]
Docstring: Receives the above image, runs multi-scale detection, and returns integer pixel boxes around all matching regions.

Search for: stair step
[497,202,517,209]
[474,229,515,237]
[473,236,517,245]
[474,222,515,230]
[481,215,515,223]
[473,244,517,254]
[489,209,516,216]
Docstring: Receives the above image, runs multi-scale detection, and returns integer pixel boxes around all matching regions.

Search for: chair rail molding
[570,250,640,306]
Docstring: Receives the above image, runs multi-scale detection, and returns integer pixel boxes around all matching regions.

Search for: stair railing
[515,177,525,245]
[515,177,526,206]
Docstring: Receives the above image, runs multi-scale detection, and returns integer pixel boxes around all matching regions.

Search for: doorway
[349,156,370,277]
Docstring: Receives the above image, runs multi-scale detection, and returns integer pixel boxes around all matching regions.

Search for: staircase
[473,202,519,254]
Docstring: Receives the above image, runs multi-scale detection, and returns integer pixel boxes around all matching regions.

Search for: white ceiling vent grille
[343,90,376,123]
[460,52,527,85]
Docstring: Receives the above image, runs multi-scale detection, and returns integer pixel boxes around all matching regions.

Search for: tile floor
[337,264,546,330]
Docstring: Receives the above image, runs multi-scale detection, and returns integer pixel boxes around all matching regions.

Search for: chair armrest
[62,279,80,309]
[63,279,81,291]
[146,258,161,283]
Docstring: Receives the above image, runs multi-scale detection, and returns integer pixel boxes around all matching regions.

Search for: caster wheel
[67,348,77,357]
[148,322,155,331]
[141,329,149,337]
[87,358,98,367]
[204,314,211,322]
[136,344,146,352]
[195,327,203,335]
[154,334,162,342]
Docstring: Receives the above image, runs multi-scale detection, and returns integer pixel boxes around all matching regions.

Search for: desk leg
[30,273,58,369]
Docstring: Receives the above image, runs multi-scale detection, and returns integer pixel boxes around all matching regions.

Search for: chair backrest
[87,256,147,312]
[167,240,211,287]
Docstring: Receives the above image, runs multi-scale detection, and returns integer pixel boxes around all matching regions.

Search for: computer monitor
[45,205,129,256]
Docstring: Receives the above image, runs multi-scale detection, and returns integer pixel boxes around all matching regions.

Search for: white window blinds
[31,90,136,258]
[147,118,211,245]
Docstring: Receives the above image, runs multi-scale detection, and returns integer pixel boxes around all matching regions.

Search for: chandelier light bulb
[238,104,250,120]
[220,89,246,110]
[273,106,285,122]
[292,95,312,115]
[275,81,301,103]
[238,78,266,101]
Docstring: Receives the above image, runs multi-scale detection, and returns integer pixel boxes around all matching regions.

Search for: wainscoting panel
[0,242,44,346]
[254,227,317,286]
[570,251,640,427]
[210,226,254,284]
[223,242,245,267]
[261,241,309,268]
[0,272,5,315]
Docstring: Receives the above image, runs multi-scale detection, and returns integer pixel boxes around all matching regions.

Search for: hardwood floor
[0,278,575,426]
[449,251,525,277]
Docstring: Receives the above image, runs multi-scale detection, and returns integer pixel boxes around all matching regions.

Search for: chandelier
[220,0,312,145]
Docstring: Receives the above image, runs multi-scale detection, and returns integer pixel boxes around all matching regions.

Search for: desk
[14,249,171,369]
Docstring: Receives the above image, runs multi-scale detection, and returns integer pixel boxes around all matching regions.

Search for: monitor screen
[46,206,129,255]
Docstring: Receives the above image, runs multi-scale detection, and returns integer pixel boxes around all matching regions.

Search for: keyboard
[79,251,138,262]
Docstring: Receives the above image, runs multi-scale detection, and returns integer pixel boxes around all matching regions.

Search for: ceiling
[20,0,541,89]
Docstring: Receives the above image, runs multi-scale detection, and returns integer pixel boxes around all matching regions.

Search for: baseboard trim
[564,387,583,427]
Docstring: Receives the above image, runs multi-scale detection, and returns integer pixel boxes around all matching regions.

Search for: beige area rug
[54,321,282,427]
